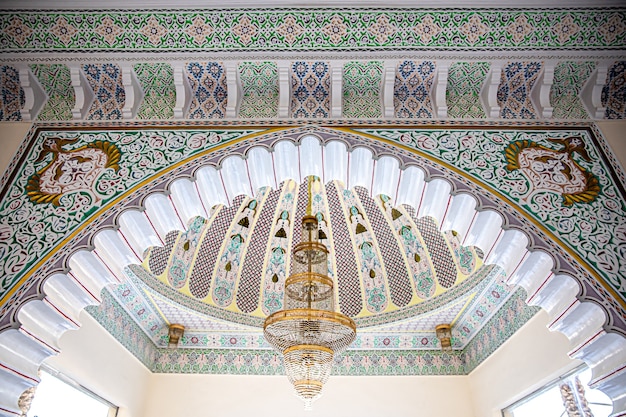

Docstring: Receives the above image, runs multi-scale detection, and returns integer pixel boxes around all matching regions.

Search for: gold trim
[293,241,329,254]
[293,380,323,388]
[263,308,357,331]
[285,272,334,289]
[284,344,334,355]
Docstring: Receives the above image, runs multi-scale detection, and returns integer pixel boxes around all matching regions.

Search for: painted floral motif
[0,65,24,121]
[140,16,168,46]
[186,62,228,119]
[599,13,626,44]
[497,61,542,119]
[342,61,383,119]
[394,60,436,118]
[446,62,490,118]
[290,61,330,118]
[506,14,533,44]
[167,217,208,289]
[367,15,396,44]
[25,137,121,206]
[601,61,626,120]
[505,137,600,207]
[3,17,33,46]
[185,16,213,46]
[276,15,305,45]
[412,15,441,44]
[83,63,126,120]
[49,16,78,46]
[238,61,279,119]
[95,16,124,46]
[232,16,258,46]
[30,64,74,121]
[322,15,348,45]
[460,15,489,45]
[550,61,595,119]
[552,14,581,45]
[134,63,176,120]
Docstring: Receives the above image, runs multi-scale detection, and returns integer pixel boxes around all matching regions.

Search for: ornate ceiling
[0,4,625,417]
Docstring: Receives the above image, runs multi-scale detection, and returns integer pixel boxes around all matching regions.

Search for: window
[503,367,613,417]
[26,366,117,417]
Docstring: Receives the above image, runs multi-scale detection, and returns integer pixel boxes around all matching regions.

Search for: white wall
[44,312,151,417]
[597,120,626,170]
[468,310,580,417]
[0,122,31,177]
[143,373,473,417]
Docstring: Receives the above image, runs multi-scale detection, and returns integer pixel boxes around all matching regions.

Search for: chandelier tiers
[263,214,357,409]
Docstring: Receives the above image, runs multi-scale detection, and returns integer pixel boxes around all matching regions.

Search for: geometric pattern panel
[342,61,383,119]
[290,61,330,118]
[134,62,175,120]
[238,61,279,119]
[394,60,436,118]
[186,62,228,119]
[1,10,624,52]
[446,62,490,119]
[602,61,626,120]
[497,61,542,119]
[30,64,74,121]
[0,65,24,121]
[83,63,125,120]
[550,61,595,119]
[413,217,459,289]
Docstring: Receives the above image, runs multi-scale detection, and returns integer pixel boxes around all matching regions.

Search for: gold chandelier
[263,178,356,409]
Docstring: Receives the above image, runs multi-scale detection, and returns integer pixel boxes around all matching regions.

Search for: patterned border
[0,9,625,53]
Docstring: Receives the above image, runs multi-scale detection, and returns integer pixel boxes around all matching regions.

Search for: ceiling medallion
[263,178,357,409]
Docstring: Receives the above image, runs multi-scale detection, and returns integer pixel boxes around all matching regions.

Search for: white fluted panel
[221,156,252,202]
[247,147,276,193]
[574,333,626,380]
[18,301,75,351]
[527,274,579,316]
[396,166,426,209]
[43,273,96,324]
[323,141,348,185]
[441,193,477,241]
[196,166,229,210]
[93,229,140,279]
[418,179,452,225]
[68,250,117,300]
[299,135,323,180]
[508,250,554,296]
[170,178,208,223]
[486,229,528,276]
[0,329,51,382]
[372,156,400,202]
[349,147,374,191]
[118,210,161,257]
[274,141,300,184]
[463,210,503,254]
[550,302,606,348]
[144,193,184,238]
[0,369,33,417]
[594,371,626,417]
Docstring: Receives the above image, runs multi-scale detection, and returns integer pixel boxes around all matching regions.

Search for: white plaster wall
[43,311,151,417]
[468,310,580,417]
[143,373,473,417]
[597,120,626,170]
[0,122,31,177]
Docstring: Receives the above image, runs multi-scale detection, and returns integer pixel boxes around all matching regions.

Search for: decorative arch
[0,125,624,417]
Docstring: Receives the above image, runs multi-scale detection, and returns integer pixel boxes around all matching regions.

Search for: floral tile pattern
[342,61,383,119]
[394,60,436,118]
[497,61,542,119]
[446,62,490,119]
[134,63,175,120]
[30,64,74,121]
[186,62,228,119]
[290,61,330,118]
[602,61,626,119]
[83,63,125,120]
[0,65,24,121]
[0,10,623,52]
[551,61,596,120]
[238,61,279,119]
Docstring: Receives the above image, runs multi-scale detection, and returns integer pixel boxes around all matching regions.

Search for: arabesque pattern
[83,63,125,120]
[342,61,383,119]
[186,62,228,119]
[551,61,595,119]
[0,65,24,121]
[134,62,175,120]
[602,61,626,119]
[497,61,542,119]
[238,61,279,119]
[29,64,73,121]
[290,61,330,118]
[446,62,490,118]
[394,60,436,118]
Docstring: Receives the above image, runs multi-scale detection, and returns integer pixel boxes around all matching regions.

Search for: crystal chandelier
[263,178,356,409]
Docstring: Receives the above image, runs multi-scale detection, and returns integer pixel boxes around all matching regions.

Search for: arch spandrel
[0,122,625,416]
